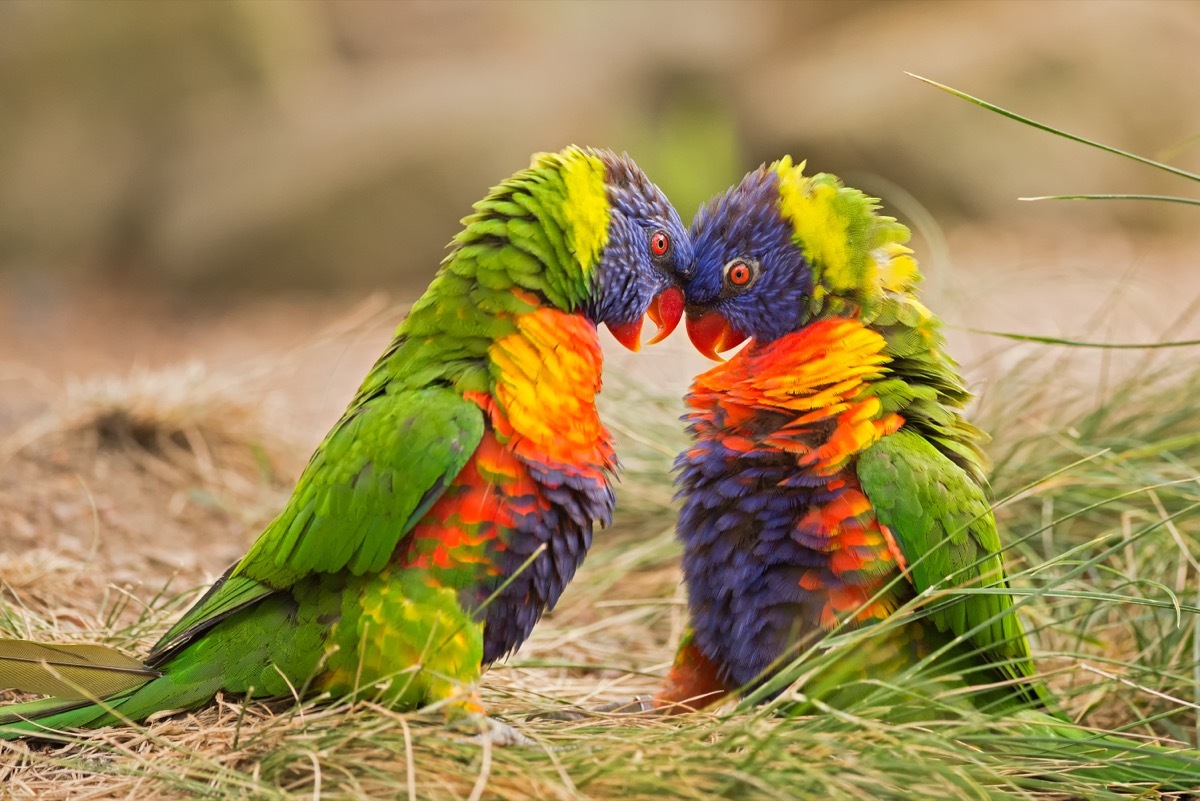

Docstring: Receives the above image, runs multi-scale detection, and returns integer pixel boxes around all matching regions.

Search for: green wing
[150,386,484,659]
[857,429,1039,691]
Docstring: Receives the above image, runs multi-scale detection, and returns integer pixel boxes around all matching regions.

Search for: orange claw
[685,310,747,361]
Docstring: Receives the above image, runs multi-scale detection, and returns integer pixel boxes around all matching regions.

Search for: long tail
[971,710,1200,792]
[0,639,226,741]
[1,583,336,741]
[0,639,159,698]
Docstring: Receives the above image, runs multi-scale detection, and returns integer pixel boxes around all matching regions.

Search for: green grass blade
[1021,193,1200,206]
[961,328,1200,349]
[907,73,1200,183]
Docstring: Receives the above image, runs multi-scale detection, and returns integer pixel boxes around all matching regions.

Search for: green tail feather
[0,639,160,698]
[0,665,230,740]
[0,637,170,740]
[1,581,331,740]
[0,691,137,739]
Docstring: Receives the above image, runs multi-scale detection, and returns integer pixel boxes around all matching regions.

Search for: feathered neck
[355,149,615,401]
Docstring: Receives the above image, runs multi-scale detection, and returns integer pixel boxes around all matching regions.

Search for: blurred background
[1,0,1198,417]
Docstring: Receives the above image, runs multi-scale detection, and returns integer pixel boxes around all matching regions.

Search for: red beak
[685,310,748,361]
[606,285,685,352]
[646,285,684,345]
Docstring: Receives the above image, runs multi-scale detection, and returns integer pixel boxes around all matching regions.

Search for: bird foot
[458,715,536,747]
[528,695,656,722]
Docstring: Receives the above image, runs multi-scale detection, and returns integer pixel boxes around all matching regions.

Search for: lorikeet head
[586,150,691,350]
[523,148,690,351]
[683,157,919,360]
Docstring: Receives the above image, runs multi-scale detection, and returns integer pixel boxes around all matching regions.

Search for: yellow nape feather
[772,157,923,317]
[774,157,856,302]
[538,147,610,277]
[876,243,919,294]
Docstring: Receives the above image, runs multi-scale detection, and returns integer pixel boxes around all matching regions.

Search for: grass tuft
[5,345,1200,799]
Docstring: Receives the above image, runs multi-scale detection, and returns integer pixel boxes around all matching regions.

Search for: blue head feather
[589,152,694,328]
[686,165,812,344]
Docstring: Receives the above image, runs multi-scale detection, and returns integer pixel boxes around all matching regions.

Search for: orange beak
[606,286,685,352]
[685,310,747,361]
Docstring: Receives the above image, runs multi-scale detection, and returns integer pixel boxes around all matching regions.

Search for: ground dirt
[0,288,390,628]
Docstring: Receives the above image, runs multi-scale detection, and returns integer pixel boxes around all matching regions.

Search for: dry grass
[2,317,1200,799]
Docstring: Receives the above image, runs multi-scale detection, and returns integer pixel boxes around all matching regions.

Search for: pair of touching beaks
[606,285,745,362]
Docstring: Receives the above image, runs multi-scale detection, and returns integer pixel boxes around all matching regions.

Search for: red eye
[650,231,670,257]
[726,260,753,286]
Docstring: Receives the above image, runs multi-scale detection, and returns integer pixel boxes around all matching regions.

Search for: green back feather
[150,147,614,660]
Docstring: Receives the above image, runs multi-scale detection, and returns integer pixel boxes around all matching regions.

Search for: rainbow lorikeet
[653,158,1200,788]
[0,146,690,744]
